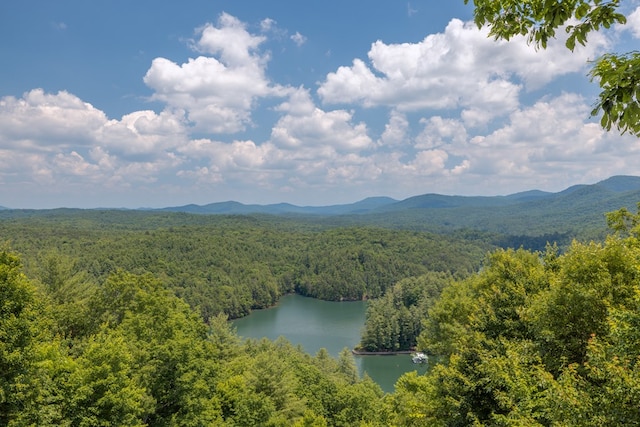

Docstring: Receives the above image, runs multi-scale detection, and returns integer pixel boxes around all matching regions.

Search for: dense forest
[0,210,487,320]
[358,271,452,353]
[2,204,640,425]
[390,204,640,425]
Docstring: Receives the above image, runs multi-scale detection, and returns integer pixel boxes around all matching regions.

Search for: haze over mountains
[2,176,639,240]
[159,175,640,215]
[152,175,640,239]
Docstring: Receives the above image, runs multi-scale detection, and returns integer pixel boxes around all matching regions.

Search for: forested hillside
[390,204,640,425]
[0,252,388,426]
[0,210,487,320]
[155,176,640,248]
[2,204,640,425]
[0,204,640,427]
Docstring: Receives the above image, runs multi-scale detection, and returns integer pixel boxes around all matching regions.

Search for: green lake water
[231,294,430,393]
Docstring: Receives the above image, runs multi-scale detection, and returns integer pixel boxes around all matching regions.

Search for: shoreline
[351,349,414,356]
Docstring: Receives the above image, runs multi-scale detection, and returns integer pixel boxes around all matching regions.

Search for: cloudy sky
[1,0,639,209]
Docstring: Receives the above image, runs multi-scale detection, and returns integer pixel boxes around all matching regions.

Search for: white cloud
[379,111,409,146]
[51,21,67,30]
[333,93,638,198]
[0,89,107,150]
[171,90,378,192]
[194,13,266,65]
[97,110,187,159]
[318,18,608,124]
[0,150,52,184]
[624,7,640,38]
[270,88,372,152]
[53,151,101,178]
[0,90,190,191]
[415,116,467,149]
[177,137,283,188]
[326,154,383,184]
[1,12,637,208]
[407,3,418,17]
[408,149,449,175]
[144,12,284,134]
[435,93,625,190]
[260,17,277,33]
[291,31,307,46]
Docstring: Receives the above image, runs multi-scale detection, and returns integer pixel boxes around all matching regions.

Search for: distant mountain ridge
[151,175,640,241]
[159,175,640,217]
[2,176,639,241]
[159,196,399,216]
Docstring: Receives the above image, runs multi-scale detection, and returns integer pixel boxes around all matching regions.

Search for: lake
[231,294,430,393]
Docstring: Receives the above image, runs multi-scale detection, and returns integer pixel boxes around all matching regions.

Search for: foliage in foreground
[0,255,388,426]
[465,0,640,137]
[389,203,640,425]
[3,204,640,425]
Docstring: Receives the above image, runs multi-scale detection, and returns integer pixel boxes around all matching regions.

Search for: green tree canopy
[464,0,640,136]
[394,204,640,424]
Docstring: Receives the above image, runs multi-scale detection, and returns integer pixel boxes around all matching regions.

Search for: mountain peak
[596,175,640,192]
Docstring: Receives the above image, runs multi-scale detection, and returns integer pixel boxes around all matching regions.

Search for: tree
[464,0,640,136]
[0,250,43,425]
[337,348,358,384]
[37,252,95,340]
[65,330,153,427]
[606,201,640,238]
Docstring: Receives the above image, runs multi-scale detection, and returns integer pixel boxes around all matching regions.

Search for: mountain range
[3,176,639,241]
[153,175,640,240]
[159,175,637,212]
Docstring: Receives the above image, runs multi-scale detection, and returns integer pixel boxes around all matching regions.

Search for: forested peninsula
[3,203,640,425]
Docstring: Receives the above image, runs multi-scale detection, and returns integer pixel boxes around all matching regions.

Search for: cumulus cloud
[97,110,187,159]
[1,13,637,207]
[624,7,640,38]
[318,18,608,124]
[176,137,284,188]
[270,88,372,152]
[379,111,409,146]
[171,89,377,192]
[415,116,468,150]
[0,89,107,149]
[179,138,271,170]
[144,12,284,134]
[0,150,52,185]
[194,13,266,64]
[334,93,638,198]
[433,93,622,191]
[0,89,189,191]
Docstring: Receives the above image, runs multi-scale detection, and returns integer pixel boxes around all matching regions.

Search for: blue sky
[1,0,639,208]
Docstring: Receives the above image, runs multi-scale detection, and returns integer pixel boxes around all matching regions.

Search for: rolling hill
[154,175,640,243]
[2,176,639,246]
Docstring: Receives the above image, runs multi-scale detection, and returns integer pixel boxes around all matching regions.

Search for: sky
[1,1,640,209]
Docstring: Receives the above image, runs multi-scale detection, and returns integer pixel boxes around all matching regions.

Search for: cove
[231,294,429,393]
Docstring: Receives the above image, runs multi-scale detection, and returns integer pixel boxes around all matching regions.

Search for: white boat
[411,352,428,364]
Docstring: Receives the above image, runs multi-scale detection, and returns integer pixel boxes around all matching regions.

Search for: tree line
[1,252,389,426]
[3,204,640,424]
[389,203,640,425]
[0,210,487,321]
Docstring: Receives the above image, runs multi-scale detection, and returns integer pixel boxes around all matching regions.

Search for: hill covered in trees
[2,203,640,425]
[155,175,640,241]
[389,204,640,425]
[0,210,487,321]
